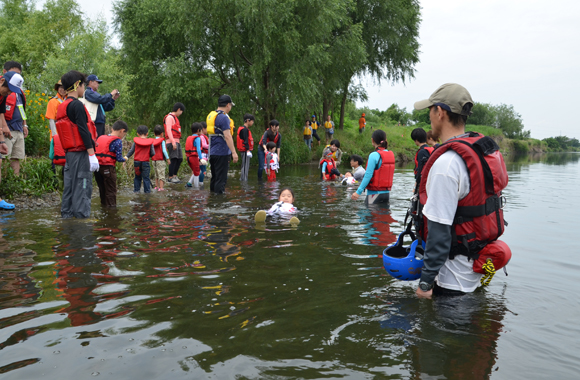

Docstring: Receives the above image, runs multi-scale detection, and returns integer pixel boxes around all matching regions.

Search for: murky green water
[1,153,579,379]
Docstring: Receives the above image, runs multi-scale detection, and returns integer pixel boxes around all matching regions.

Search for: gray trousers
[240,151,251,181]
[365,192,390,206]
[62,151,92,218]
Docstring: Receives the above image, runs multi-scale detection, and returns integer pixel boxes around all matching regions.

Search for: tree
[469,103,496,127]
[411,108,430,124]
[495,104,525,139]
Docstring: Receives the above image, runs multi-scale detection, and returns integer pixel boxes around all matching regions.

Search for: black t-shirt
[66,98,95,150]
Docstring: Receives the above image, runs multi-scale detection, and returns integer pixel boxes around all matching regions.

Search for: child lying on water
[255,188,300,224]
[341,171,358,186]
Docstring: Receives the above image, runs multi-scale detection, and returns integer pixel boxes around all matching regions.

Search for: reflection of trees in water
[508,152,580,170]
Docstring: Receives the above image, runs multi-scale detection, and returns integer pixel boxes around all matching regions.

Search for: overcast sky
[40,0,579,140]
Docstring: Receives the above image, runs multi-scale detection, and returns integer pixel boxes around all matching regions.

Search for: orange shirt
[359,117,366,129]
[45,93,66,120]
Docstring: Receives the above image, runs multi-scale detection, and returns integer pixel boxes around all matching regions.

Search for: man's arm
[109,139,126,162]
[84,89,113,105]
[415,148,430,181]
[416,220,453,298]
[223,128,238,163]
[276,134,281,160]
[102,98,115,112]
[165,116,176,148]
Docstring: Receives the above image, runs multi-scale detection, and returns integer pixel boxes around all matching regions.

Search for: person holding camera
[82,74,119,137]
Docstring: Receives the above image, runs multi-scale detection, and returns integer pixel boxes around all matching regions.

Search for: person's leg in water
[257,149,265,180]
[365,193,390,206]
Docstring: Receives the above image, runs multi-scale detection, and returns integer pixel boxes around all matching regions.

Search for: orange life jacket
[55,98,97,152]
[151,138,165,161]
[366,148,395,191]
[164,113,181,140]
[185,135,201,157]
[133,137,153,162]
[95,135,120,166]
[236,125,254,152]
[52,134,66,166]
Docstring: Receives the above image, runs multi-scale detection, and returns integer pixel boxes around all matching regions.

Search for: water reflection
[0,153,577,378]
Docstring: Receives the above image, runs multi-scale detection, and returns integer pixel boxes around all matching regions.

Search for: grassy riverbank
[0,121,556,200]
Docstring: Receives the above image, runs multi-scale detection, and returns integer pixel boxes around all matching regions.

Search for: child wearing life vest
[237,113,255,181]
[319,139,342,167]
[199,122,209,185]
[254,187,299,225]
[265,141,279,182]
[94,121,128,207]
[341,172,358,186]
[125,125,155,193]
[351,129,395,205]
[320,151,341,181]
[152,125,170,191]
[303,120,313,150]
[185,123,203,188]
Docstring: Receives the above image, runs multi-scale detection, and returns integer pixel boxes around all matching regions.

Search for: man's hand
[0,141,7,155]
[23,125,28,138]
[232,152,238,163]
[3,126,11,139]
[172,142,177,150]
[416,287,433,299]
[351,192,360,201]
[167,159,171,165]
[111,90,120,100]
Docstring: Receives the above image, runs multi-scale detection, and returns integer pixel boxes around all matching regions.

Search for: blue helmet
[383,232,425,281]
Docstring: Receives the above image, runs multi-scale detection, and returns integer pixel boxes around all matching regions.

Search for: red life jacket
[164,113,181,140]
[414,145,435,175]
[236,126,254,152]
[133,137,153,162]
[418,132,509,260]
[321,158,337,181]
[4,92,25,121]
[95,135,120,166]
[366,148,395,191]
[185,135,200,157]
[55,98,97,152]
[52,134,66,166]
[200,134,209,154]
[261,131,280,148]
[151,138,165,161]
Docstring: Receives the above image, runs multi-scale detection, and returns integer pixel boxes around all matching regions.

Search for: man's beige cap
[414,83,474,116]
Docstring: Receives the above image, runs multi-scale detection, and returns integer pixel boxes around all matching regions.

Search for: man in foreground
[413,83,509,298]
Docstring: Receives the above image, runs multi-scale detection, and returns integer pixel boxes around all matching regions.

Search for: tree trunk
[339,84,348,130]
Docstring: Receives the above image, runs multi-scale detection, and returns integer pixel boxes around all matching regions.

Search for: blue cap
[3,71,23,95]
[311,115,316,118]
[87,74,103,83]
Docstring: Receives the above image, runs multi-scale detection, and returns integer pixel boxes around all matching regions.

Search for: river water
[0,153,578,379]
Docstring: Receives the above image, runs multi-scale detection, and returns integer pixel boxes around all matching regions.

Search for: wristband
[89,153,95,156]
[0,141,5,144]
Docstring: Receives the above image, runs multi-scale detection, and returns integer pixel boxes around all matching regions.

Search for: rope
[480,258,496,286]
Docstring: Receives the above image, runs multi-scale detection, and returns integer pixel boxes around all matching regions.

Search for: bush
[0,158,59,199]
[23,90,52,157]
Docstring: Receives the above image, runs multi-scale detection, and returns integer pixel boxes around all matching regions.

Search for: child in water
[341,172,358,186]
[255,188,300,224]
[265,141,279,182]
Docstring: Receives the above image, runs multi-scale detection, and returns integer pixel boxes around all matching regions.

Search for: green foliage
[411,108,430,124]
[542,136,580,152]
[0,158,59,198]
[114,0,421,130]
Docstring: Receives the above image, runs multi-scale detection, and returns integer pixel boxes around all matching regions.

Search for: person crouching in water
[254,187,299,224]
[94,120,128,207]
[320,151,340,181]
[55,70,99,218]
[265,141,279,182]
[125,125,155,193]
[351,130,395,205]
[185,122,203,188]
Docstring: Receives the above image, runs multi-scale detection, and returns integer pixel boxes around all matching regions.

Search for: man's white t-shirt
[423,150,483,292]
